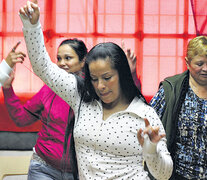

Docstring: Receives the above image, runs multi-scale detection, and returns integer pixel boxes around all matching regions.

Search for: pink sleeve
[3,86,43,127]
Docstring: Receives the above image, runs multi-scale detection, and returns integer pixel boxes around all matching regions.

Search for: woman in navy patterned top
[150,36,207,179]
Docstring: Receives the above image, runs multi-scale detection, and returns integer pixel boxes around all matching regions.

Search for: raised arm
[121,41,141,91]
[2,65,44,126]
[19,0,80,111]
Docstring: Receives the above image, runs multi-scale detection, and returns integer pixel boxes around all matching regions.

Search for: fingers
[19,5,30,18]
[126,49,130,57]
[121,40,126,52]
[121,41,137,63]
[131,52,136,61]
[33,0,38,5]
[10,52,26,65]
[127,49,136,61]
[137,129,144,147]
[19,7,26,16]
[126,49,137,64]
[27,0,33,13]
[137,128,143,137]
[143,123,158,136]
[23,2,32,19]
[144,118,150,127]
[159,134,166,139]
[19,1,39,20]
[14,52,26,61]
[6,41,26,68]
[11,41,21,52]
[154,126,160,134]
[29,0,39,12]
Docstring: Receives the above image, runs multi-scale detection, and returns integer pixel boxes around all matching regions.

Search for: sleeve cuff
[0,59,13,76]
[142,135,157,154]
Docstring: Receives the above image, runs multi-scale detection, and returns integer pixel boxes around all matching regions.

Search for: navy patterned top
[150,85,207,179]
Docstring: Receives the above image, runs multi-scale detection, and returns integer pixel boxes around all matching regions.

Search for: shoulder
[160,70,189,97]
[128,97,156,119]
[162,70,189,86]
[38,84,54,94]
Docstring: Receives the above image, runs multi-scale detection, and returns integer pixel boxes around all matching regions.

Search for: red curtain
[190,0,207,35]
[0,0,197,131]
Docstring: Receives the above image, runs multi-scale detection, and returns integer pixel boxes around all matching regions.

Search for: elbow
[13,120,28,127]
[156,154,173,180]
[162,155,173,180]
[11,117,30,127]
[15,121,26,127]
[148,152,173,180]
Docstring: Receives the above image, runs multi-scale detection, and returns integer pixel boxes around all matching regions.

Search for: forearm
[3,86,40,126]
[143,137,173,180]
[20,15,80,110]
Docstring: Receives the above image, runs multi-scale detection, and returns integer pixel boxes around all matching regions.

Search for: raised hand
[121,41,141,91]
[5,41,26,68]
[19,0,39,25]
[121,41,137,74]
[137,118,166,147]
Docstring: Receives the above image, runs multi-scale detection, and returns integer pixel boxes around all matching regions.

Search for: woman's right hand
[19,0,40,25]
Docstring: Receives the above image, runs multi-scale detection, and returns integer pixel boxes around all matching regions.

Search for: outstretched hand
[137,118,165,147]
[5,41,26,68]
[19,0,39,25]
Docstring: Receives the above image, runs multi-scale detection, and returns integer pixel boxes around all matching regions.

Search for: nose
[58,59,65,66]
[97,79,106,91]
[203,63,207,71]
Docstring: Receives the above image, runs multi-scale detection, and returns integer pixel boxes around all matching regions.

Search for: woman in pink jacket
[3,39,87,180]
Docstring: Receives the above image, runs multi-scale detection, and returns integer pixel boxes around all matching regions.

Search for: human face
[89,58,124,107]
[186,55,207,86]
[57,44,84,74]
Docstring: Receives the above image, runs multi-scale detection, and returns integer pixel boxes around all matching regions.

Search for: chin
[102,98,114,105]
[100,98,109,103]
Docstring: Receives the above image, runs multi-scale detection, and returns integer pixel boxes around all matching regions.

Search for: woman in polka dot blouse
[19,1,173,180]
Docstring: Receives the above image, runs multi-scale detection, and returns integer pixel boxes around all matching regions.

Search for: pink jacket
[3,85,74,172]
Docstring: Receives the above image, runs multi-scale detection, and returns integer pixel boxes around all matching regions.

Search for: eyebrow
[90,72,115,77]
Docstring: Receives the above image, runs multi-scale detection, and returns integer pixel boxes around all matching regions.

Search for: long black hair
[60,38,87,178]
[80,42,147,104]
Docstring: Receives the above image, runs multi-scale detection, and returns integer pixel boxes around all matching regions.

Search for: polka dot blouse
[20,15,173,180]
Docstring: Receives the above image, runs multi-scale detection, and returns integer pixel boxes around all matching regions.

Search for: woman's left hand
[121,41,137,74]
[5,42,26,68]
[137,118,165,147]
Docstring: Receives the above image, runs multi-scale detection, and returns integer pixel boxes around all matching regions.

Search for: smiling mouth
[61,67,69,71]
[201,74,207,77]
